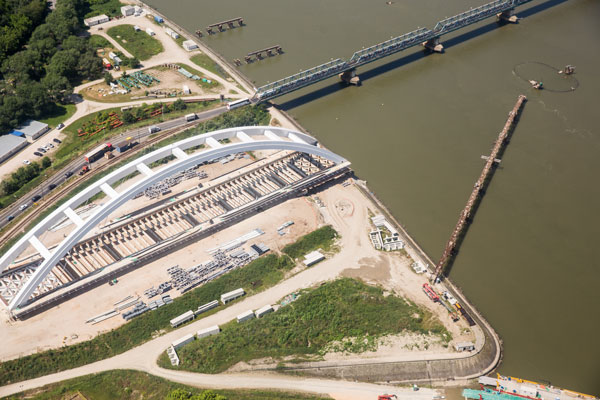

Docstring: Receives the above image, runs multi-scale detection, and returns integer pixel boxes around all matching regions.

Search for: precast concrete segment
[3,127,346,310]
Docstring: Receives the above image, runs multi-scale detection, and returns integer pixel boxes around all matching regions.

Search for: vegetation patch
[107,24,164,61]
[0,158,52,209]
[0,250,292,384]
[159,278,450,373]
[282,225,338,259]
[82,0,123,18]
[176,63,221,90]
[6,369,328,400]
[89,34,112,49]
[190,54,232,81]
[38,103,77,128]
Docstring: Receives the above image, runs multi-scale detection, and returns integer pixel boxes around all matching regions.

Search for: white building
[84,14,109,27]
[15,120,49,143]
[455,341,475,352]
[165,27,180,39]
[255,304,274,318]
[121,5,134,16]
[170,310,194,328]
[303,250,324,266]
[172,333,195,349]
[182,40,199,51]
[0,135,28,164]
[220,288,245,304]
[196,325,220,339]
[237,309,255,323]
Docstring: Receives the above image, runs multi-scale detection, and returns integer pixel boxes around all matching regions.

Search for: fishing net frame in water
[513,61,579,93]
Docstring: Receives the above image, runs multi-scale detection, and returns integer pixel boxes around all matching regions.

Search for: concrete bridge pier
[422,37,443,53]
[497,8,518,23]
[339,69,360,85]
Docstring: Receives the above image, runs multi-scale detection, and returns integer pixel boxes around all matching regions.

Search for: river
[143,0,599,393]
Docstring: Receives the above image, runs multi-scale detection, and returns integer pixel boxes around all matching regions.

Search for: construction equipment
[79,165,90,176]
[378,395,397,400]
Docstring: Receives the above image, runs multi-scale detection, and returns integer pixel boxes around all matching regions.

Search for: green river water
[144,0,599,393]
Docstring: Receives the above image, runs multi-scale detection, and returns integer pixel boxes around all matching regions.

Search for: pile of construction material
[140,167,206,199]
[167,345,180,366]
[148,294,171,310]
[144,282,172,299]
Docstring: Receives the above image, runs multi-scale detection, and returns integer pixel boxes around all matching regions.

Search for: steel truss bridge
[253,0,534,102]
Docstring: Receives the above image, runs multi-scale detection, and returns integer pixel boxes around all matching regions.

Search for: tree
[104,71,113,85]
[77,51,102,80]
[121,110,136,123]
[42,73,72,102]
[41,156,51,169]
[47,49,79,79]
[172,98,186,111]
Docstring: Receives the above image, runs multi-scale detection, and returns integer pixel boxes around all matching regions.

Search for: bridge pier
[422,37,444,53]
[339,69,360,85]
[497,8,518,23]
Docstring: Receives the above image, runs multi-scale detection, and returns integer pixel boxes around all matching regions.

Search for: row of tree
[1,156,51,196]
[0,0,48,61]
[0,0,103,132]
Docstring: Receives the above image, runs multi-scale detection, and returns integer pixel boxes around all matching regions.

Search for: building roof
[84,14,109,23]
[0,134,27,160]
[17,120,48,137]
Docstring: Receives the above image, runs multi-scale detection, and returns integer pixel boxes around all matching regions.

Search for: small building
[134,5,142,15]
[255,304,274,318]
[114,140,136,153]
[195,299,219,316]
[165,27,180,39]
[183,85,191,95]
[170,310,194,328]
[121,5,134,16]
[84,14,109,27]
[303,250,324,266]
[455,341,475,352]
[154,15,164,24]
[108,51,118,60]
[196,325,220,339]
[0,134,28,164]
[182,40,199,51]
[237,309,255,323]
[113,56,122,65]
[15,120,50,143]
[220,288,245,304]
[172,333,195,349]
[146,27,155,36]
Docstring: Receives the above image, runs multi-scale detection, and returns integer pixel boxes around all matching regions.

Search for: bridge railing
[347,27,433,66]
[433,0,512,35]
[256,58,346,99]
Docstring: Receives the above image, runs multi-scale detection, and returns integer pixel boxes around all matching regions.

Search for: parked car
[53,138,62,143]
[64,171,73,178]
[23,160,30,165]
[19,204,28,211]
[7,215,14,222]
[34,152,43,157]
[37,147,46,153]
[32,195,41,202]
[47,143,54,148]
[48,183,56,190]
[56,124,65,130]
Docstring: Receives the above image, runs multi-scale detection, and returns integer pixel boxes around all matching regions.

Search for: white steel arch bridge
[0,126,349,312]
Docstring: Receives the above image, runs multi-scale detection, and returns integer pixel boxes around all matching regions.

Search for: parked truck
[185,113,197,122]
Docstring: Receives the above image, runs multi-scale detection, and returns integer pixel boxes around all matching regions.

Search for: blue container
[154,16,164,23]
[8,130,24,137]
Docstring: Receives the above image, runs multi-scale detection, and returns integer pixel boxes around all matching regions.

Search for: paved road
[0,106,227,230]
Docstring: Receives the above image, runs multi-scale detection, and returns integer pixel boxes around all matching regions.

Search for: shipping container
[172,333,195,349]
[196,325,220,339]
[170,310,194,328]
[221,288,245,304]
[154,15,164,23]
[84,143,112,163]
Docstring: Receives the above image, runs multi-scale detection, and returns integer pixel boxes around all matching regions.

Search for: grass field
[159,278,450,373]
[82,0,122,18]
[0,244,293,385]
[107,24,164,61]
[6,369,329,400]
[89,34,112,49]
[39,103,77,129]
[282,225,338,260]
[176,63,221,90]
[191,53,232,81]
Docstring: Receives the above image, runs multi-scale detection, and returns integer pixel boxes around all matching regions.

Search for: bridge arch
[1,126,348,310]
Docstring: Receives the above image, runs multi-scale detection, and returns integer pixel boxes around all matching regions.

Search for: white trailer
[237,309,255,323]
[255,304,274,318]
[197,325,220,339]
[146,27,155,36]
[221,288,245,304]
[172,333,195,349]
[170,310,194,328]
[185,113,197,122]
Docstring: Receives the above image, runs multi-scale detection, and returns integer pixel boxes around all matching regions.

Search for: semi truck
[185,113,197,122]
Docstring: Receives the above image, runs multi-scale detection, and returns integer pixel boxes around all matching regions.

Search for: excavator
[378,396,397,400]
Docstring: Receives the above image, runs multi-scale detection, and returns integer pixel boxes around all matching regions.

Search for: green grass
[190,53,232,81]
[159,278,450,373]
[0,249,294,385]
[4,369,329,400]
[282,225,338,260]
[39,103,77,128]
[89,34,112,49]
[176,63,221,90]
[83,0,123,18]
[107,24,164,61]
[0,105,270,255]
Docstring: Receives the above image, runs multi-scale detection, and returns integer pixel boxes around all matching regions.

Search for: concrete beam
[236,131,254,142]
[29,236,52,260]
[205,137,223,149]
[64,207,85,228]
[136,163,154,177]
[100,183,119,199]
[172,147,189,160]
[264,130,279,141]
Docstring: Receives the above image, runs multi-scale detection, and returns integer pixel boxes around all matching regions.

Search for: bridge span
[253,0,534,102]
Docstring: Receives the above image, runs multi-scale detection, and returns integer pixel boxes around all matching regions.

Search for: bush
[282,225,338,259]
